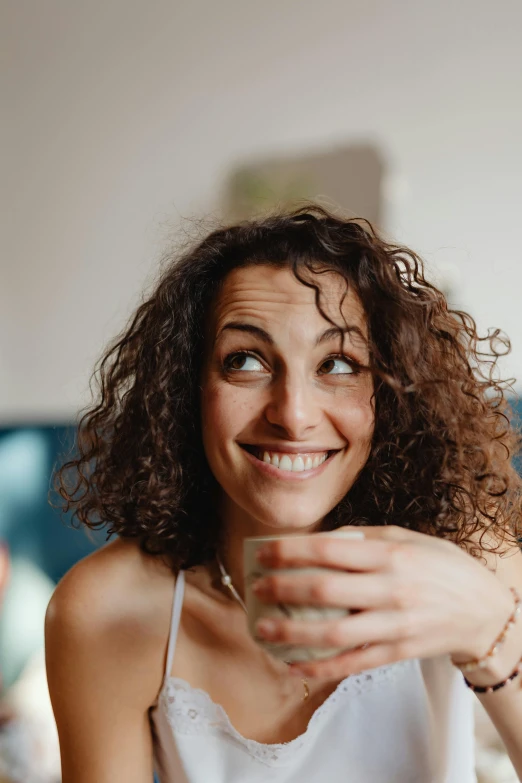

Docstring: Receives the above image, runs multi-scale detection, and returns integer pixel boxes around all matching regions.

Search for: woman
[46,206,522,782]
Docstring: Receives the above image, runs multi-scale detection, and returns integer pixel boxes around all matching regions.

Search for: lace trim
[158,659,413,767]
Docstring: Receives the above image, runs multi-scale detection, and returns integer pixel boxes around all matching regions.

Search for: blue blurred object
[0,425,108,584]
[0,424,108,690]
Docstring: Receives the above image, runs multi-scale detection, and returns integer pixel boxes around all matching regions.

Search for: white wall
[2,0,522,423]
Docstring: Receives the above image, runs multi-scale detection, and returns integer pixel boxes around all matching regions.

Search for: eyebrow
[316,325,367,347]
[219,322,368,347]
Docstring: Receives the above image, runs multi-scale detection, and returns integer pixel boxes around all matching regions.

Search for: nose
[264,369,321,439]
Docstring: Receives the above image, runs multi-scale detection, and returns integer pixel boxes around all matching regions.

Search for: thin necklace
[216,552,310,702]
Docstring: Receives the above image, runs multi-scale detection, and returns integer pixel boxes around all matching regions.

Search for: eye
[224,352,265,372]
[318,355,358,375]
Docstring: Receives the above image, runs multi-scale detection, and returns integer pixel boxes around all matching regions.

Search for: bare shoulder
[45,536,176,708]
[45,537,176,781]
[47,536,174,641]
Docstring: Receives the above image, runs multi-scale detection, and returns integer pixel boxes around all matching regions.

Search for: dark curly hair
[55,204,522,570]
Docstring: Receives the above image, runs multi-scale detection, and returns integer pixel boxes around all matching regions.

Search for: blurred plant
[229,169,315,220]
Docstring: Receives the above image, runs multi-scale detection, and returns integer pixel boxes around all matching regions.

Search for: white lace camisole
[149,570,477,783]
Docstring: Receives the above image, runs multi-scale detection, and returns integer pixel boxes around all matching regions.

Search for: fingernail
[256,619,277,638]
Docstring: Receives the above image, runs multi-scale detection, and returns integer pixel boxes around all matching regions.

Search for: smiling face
[201,264,375,535]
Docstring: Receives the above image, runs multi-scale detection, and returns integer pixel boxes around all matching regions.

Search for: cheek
[201,380,257,450]
[334,393,375,448]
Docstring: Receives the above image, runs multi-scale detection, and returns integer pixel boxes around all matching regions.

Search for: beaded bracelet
[452,587,521,673]
[464,654,522,694]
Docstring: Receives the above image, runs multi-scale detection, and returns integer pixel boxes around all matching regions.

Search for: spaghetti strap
[164,570,185,681]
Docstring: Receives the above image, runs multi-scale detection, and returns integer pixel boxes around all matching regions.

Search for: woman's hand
[252,525,515,680]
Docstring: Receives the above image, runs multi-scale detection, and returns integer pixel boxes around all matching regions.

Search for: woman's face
[201,264,375,533]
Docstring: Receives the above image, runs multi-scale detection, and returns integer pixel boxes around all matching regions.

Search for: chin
[245,499,331,534]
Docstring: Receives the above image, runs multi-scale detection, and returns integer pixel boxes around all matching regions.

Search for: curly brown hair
[55,204,522,570]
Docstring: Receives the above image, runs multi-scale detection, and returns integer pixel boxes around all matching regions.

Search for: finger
[341,525,448,551]
[253,571,392,610]
[257,536,401,571]
[287,640,413,681]
[335,525,415,541]
[256,609,410,650]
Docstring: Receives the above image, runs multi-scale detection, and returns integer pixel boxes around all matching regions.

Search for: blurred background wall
[2,0,522,424]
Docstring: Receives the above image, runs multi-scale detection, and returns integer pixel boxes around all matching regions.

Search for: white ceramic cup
[243,530,365,663]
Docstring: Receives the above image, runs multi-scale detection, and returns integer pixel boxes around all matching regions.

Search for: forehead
[211,264,368,337]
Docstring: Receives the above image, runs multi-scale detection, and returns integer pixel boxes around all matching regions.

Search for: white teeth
[279,455,293,471]
[255,449,330,471]
[292,456,305,472]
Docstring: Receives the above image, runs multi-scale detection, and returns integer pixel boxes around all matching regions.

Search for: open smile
[239,444,341,476]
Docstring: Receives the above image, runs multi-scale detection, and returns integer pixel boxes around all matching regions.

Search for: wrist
[451,585,518,664]
[463,648,522,688]
[463,655,522,694]
[455,592,522,687]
